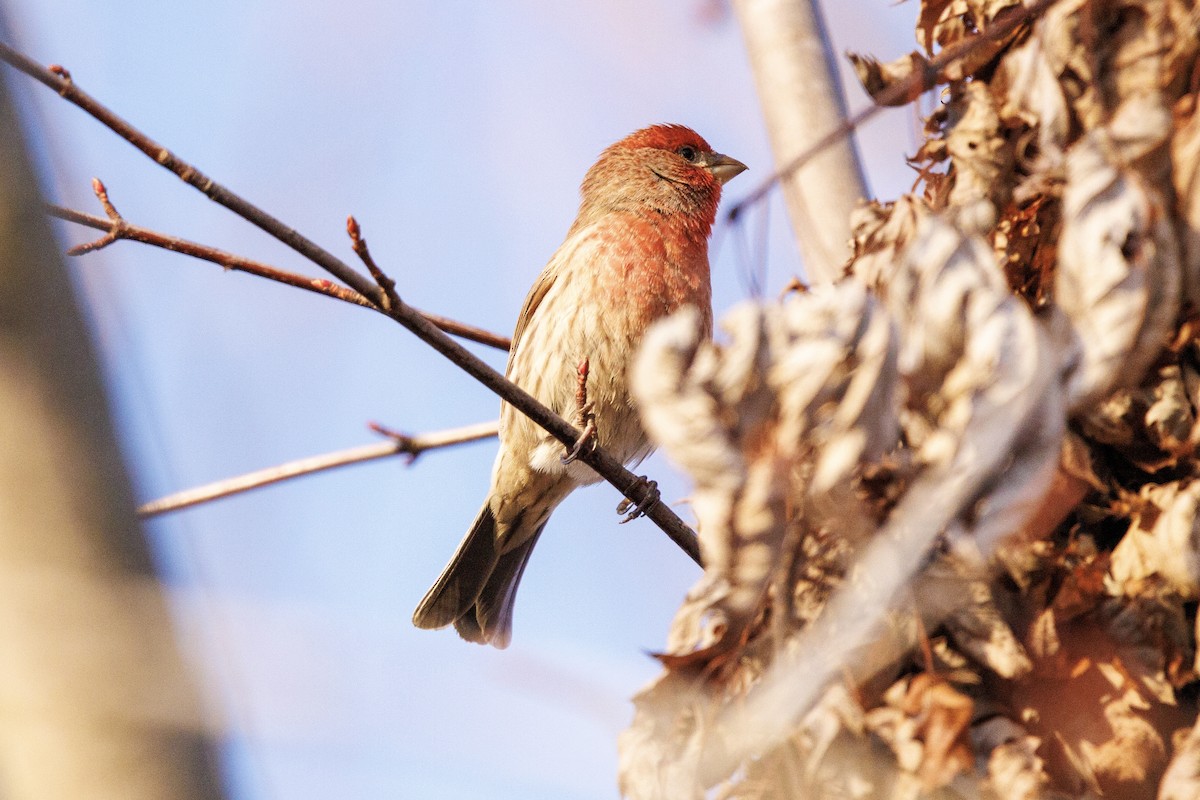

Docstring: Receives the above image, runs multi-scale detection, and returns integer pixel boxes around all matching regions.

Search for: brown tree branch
[47,188,512,350]
[725,0,1060,222]
[3,46,388,306]
[416,309,510,352]
[138,420,500,518]
[5,43,702,564]
[49,193,371,307]
[347,216,400,311]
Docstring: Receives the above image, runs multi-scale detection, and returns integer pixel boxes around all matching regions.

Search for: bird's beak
[705,152,748,185]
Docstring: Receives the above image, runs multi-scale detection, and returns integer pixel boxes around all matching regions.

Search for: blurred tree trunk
[0,66,226,799]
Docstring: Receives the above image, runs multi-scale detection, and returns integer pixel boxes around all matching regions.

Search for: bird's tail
[412,504,499,633]
[412,504,547,648]
[451,528,543,648]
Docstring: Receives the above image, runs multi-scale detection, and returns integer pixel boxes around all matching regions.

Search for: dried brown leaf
[1112,480,1200,598]
[1056,134,1181,413]
[1051,547,1108,622]
[618,673,710,800]
[1160,714,1200,800]
[906,674,975,790]
[880,216,1065,557]
[1144,364,1197,461]
[917,0,1029,75]
[848,51,932,106]
[632,286,900,667]
[866,673,975,791]
[848,196,927,289]
[992,195,1060,310]
[944,81,1013,232]
[976,718,1049,800]
[914,554,1032,678]
[991,3,1080,156]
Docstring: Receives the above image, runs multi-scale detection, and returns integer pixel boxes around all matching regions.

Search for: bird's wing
[506,223,605,373]
[508,266,557,371]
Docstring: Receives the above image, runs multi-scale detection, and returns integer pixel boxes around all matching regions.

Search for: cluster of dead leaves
[619,0,1200,798]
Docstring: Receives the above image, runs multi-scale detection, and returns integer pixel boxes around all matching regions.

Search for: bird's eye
[677,145,699,163]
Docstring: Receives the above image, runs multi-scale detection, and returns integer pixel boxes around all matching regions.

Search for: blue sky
[6,1,915,797]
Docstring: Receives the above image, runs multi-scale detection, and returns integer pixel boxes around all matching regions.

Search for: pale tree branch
[138,421,500,518]
[0,41,702,564]
[732,0,869,284]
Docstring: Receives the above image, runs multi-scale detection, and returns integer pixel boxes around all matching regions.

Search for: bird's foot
[562,358,596,465]
[617,476,659,523]
[561,412,597,465]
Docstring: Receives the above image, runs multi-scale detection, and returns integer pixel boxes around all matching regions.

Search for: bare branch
[64,177,122,255]
[49,197,372,307]
[347,215,400,311]
[3,42,701,561]
[0,42,387,306]
[138,420,500,518]
[47,199,513,349]
[415,310,511,352]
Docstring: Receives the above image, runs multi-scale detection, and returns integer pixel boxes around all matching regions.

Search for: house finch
[412,124,746,647]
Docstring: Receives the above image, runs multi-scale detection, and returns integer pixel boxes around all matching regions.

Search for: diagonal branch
[4,43,702,564]
[49,189,372,307]
[46,189,511,350]
[3,46,388,306]
[138,420,500,518]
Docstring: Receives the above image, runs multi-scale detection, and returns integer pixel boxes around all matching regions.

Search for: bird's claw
[618,477,659,523]
[561,418,597,465]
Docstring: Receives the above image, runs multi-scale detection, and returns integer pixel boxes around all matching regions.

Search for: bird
[412,124,746,647]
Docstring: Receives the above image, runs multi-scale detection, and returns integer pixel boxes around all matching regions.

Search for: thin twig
[4,43,702,563]
[726,0,1059,221]
[65,177,122,255]
[415,310,510,351]
[49,194,370,307]
[347,215,400,311]
[138,420,500,518]
[0,42,388,307]
[47,197,512,349]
